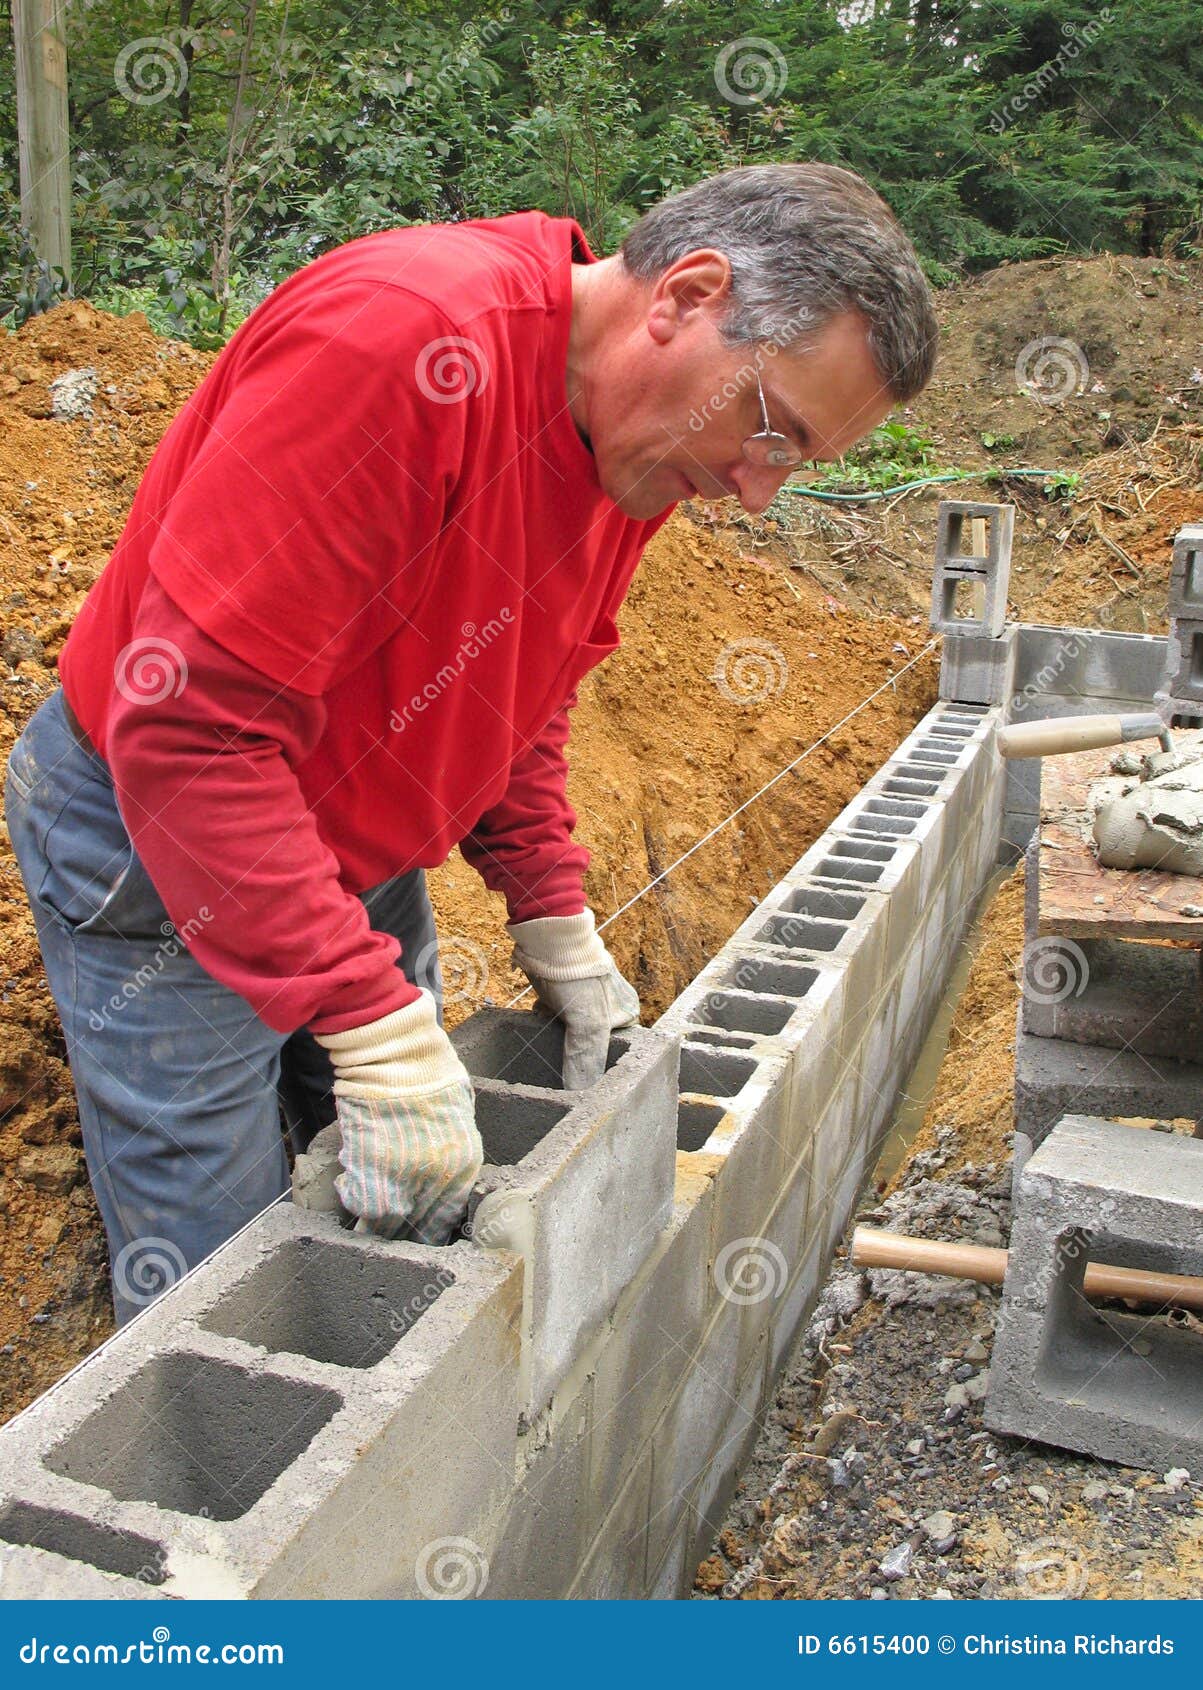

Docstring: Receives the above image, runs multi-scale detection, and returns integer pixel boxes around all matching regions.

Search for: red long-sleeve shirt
[59,212,672,1034]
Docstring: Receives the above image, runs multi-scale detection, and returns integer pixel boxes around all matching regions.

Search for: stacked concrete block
[450,1008,678,1422]
[939,624,1018,707]
[1158,525,1203,724]
[930,500,1014,638]
[0,1206,523,1598]
[1003,621,1171,858]
[987,1115,1203,1473]
[1015,830,1203,1192]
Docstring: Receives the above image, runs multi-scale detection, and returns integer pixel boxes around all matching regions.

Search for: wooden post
[13,0,72,285]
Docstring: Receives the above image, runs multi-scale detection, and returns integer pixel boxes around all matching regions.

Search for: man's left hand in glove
[507,909,639,1089]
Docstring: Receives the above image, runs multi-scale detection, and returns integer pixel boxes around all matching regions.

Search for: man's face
[587,257,897,521]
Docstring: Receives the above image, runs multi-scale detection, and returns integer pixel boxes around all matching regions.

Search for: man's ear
[646,249,732,345]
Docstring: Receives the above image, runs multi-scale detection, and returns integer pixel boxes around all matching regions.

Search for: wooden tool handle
[852,1226,1203,1312]
[997,712,1164,760]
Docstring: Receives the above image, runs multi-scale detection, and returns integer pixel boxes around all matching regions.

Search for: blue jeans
[4,689,440,1324]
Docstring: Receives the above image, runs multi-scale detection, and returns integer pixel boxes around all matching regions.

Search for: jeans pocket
[38,776,169,940]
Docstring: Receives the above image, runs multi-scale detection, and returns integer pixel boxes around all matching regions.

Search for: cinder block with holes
[1021,934,1203,1058]
[939,624,1019,706]
[1168,525,1203,620]
[986,1115,1203,1472]
[0,1206,522,1599]
[1162,615,1203,712]
[1013,622,1168,705]
[1012,1009,1203,1195]
[931,500,1014,638]
[450,1008,678,1423]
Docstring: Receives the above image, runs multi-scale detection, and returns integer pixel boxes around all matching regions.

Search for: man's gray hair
[621,163,937,402]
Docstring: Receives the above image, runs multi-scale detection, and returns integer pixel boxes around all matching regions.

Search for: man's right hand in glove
[313,990,482,1244]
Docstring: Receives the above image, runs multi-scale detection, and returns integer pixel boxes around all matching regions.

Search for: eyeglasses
[742,367,805,471]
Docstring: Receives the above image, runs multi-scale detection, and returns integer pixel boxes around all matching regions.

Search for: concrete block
[486,1388,594,1599]
[1013,623,1168,709]
[588,1160,718,1514]
[987,1115,1203,1473]
[684,1334,768,1579]
[0,1206,522,1599]
[1000,809,1037,861]
[931,500,1014,638]
[767,1234,825,1393]
[1014,1012,1203,1164]
[453,1009,678,1419]
[788,836,923,986]
[939,624,1018,706]
[1004,752,1042,821]
[645,1295,742,1576]
[809,1083,857,1254]
[1021,936,1203,1058]
[1163,616,1203,709]
[0,1535,167,1599]
[570,1444,653,1598]
[1168,525,1203,619]
[647,1523,688,1600]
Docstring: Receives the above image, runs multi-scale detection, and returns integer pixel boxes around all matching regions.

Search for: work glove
[314,990,482,1244]
[507,909,640,1090]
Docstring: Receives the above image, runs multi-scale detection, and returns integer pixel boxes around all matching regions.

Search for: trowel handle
[997,711,1167,760]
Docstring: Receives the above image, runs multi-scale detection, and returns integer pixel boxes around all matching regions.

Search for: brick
[938,625,1018,706]
[931,501,1014,637]
[0,1206,522,1599]
[1021,935,1203,1057]
[454,1009,678,1419]
[987,1115,1203,1473]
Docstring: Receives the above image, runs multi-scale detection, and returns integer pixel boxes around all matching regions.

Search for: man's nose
[730,461,792,516]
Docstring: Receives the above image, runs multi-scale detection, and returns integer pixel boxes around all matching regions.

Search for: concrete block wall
[953,621,1172,859]
[0,702,1008,1602]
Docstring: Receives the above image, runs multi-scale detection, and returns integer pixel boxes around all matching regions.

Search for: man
[5,164,936,1322]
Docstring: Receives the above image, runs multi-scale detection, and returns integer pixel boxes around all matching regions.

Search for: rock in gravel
[964,1337,989,1362]
[1028,1484,1051,1505]
[879,1541,913,1581]
[1164,1468,1190,1492]
[906,1438,924,1455]
[921,1510,956,1543]
[1082,1480,1108,1503]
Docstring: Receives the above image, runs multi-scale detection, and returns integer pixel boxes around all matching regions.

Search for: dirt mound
[0,300,933,1419]
[914,252,1203,468]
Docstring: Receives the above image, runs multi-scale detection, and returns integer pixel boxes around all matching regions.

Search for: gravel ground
[695,1128,1203,1601]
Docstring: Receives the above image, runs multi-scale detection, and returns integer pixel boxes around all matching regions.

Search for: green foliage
[807,420,947,493]
[2,0,1200,344]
